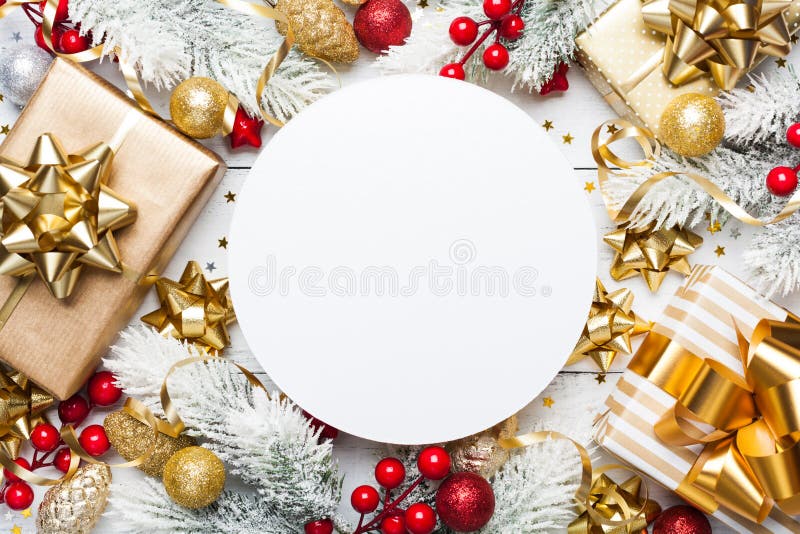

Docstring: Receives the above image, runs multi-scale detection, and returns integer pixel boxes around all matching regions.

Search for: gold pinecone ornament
[447,415,519,480]
[36,464,112,534]
[275,0,360,63]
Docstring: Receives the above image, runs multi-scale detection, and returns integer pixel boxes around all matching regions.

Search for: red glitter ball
[354,0,413,54]
[435,472,495,532]
[652,505,711,534]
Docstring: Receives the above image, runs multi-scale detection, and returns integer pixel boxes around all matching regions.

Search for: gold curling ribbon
[640,0,792,90]
[592,120,800,226]
[629,317,800,523]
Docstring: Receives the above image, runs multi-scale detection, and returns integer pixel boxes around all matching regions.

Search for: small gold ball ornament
[658,93,725,157]
[170,77,229,139]
[163,446,225,509]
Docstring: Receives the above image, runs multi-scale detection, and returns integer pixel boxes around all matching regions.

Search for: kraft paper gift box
[0,58,226,399]
[595,265,800,532]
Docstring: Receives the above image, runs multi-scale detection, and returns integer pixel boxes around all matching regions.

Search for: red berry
[449,16,478,46]
[482,0,511,19]
[499,14,524,40]
[482,43,509,70]
[58,394,90,424]
[439,63,465,80]
[78,424,110,457]
[4,481,33,510]
[304,519,334,534]
[54,448,72,473]
[375,457,405,489]
[787,123,800,148]
[766,166,799,197]
[417,446,451,480]
[58,29,90,54]
[405,503,437,534]
[39,0,69,23]
[2,458,30,483]
[350,485,380,514]
[31,423,60,452]
[87,371,122,406]
[380,513,406,534]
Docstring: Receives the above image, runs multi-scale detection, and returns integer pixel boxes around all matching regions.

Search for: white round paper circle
[230,75,596,444]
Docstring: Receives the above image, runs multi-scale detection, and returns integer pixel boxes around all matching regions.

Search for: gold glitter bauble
[104,411,197,477]
[36,464,111,534]
[163,446,225,509]
[447,415,518,480]
[275,0,359,63]
[658,93,725,158]
[169,77,229,139]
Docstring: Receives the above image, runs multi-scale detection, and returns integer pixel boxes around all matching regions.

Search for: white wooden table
[3,4,798,532]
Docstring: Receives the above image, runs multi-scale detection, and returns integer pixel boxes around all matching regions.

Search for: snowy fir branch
[104,326,344,530]
[69,0,335,122]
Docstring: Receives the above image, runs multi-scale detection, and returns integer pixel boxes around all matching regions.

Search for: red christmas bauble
[58,394,90,424]
[499,14,524,40]
[380,513,406,534]
[405,503,437,534]
[302,410,339,441]
[540,62,570,95]
[787,123,800,148]
[78,424,110,457]
[375,457,406,489]
[439,63,466,80]
[59,29,91,54]
[354,0,413,54]
[87,371,122,406]
[483,43,509,71]
[2,458,30,483]
[31,423,60,452]
[54,447,72,473]
[39,0,69,22]
[766,166,799,196]
[229,106,264,149]
[417,446,451,480]
[34,25,61,53]
[435,472,495,532]
[652,505,711,534]
[449,16,479,46]
[304,518,334,534]
[350,485,380,514]
[483,0,511,20]
[4,481,33,510]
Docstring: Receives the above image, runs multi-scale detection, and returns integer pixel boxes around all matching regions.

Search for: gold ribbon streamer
[640,0,792,90]
[592,120,800,226]
[630,318,800,523]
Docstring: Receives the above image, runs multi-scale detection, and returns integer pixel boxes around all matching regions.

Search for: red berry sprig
[19,0,94,55]
[766,122,800,197]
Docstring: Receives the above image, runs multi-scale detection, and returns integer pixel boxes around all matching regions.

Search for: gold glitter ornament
[163,446,225,509]
[447,415,518,479]
[658,93,725,157]
[275,0,360,63]
[36,464,112,534]
[170,77,229,139]
[104,410,197,477]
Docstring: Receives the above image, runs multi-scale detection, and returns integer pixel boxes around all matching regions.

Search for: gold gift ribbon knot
[641,0,792,90]
[631,317,800,523]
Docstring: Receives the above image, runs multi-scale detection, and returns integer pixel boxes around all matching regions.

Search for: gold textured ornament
[567,279,651,372]
[604,224,702,292]
[36,464,112,534]
[0,133,137,299]
[170,77,230,139]
[275,0,359,63]
[568,474,661,534]
[658,93,725,157]
[447,415,518,479]
[104,410,197,477]
[141,260,236,351]
[163,446,225,509]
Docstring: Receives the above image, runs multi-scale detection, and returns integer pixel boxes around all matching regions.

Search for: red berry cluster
[304,446,452,534]
[19,0,92,55]
[766,123,800,197]
[440,0,525,79]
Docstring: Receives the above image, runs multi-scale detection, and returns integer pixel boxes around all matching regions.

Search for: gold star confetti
[0,94,4,102]
[218,237,228,249]
[595,373,607,384]
[19,509,30,519]
[707,220,721,234]
[746,84,756,92]
[10,526,20,534]
[542,120,554,131]
[715,245,725,257]
[0,125,9,135]
[224,191,236,203]
[417,0,428,7]
[435,5,445,11]
[606,124,619,134]
[584,182,596,193]
[777,58,787,68]
[543,397,554,408]
[562,133,574,144]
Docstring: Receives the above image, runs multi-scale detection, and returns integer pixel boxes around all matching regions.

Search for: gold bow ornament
[567,278,651,373]
[641,317,800,523]
[568,473,662,534]
[141,261,236,351]
[0,368,53,459]
[641,0,793,90]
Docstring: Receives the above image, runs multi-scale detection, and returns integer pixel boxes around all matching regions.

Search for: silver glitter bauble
[0,45,53,107]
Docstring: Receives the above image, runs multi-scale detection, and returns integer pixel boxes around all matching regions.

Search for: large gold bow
[0,369,53,459]
[645,318,800,523]
[568,474,661,534]
[0,133,137,299]
[641,0,792,90]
